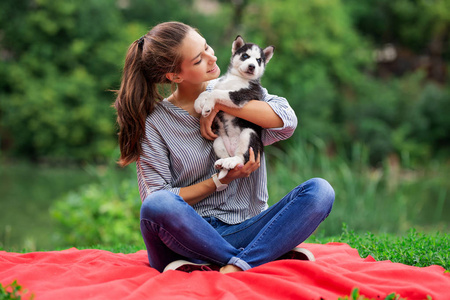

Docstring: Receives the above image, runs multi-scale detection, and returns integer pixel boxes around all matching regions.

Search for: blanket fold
[1,243,448,299]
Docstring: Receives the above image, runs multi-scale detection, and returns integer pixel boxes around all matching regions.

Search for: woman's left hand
[199,107,219,140]
[221,147,261,183]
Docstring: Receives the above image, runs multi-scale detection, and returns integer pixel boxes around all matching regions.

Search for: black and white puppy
[194,36,274,179]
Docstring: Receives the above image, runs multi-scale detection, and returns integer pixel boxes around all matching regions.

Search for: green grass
[308,225,449,270]
[1,227,446,300]
[59,226,448,271]
[0,280,35,300]
[338,288,414,300]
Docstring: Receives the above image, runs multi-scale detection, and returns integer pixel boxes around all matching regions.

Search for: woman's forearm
[179,178,217,206]
[178,147,260,206]
[217,100,284,129]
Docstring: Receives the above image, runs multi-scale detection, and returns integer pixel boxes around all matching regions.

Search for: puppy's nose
[248,64,255,72]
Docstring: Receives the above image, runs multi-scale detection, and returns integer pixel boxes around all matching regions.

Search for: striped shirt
[136,79,297,224]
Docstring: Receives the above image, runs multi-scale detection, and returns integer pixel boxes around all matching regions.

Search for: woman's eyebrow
[190,41,207,62]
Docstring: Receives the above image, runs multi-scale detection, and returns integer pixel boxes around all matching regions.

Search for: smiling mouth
[207,65,218,73]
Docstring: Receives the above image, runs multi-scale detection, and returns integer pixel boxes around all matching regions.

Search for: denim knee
[304,178,335,215]
[140,190,185,223]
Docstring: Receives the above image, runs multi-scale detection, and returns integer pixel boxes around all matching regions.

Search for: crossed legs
[140,178,334,272]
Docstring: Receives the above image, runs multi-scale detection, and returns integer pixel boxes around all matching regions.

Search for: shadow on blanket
[1,243,448,299]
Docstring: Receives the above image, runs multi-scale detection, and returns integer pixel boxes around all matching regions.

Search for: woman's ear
[166,73,183,83]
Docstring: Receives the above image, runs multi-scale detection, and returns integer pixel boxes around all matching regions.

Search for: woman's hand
[199,107,219,140]
[221,147,261,184]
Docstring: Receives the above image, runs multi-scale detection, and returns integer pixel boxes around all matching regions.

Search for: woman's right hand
[220,147,261,184]
[199,108,219,141]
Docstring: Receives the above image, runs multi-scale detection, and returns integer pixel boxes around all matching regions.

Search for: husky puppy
[194,36,274,179]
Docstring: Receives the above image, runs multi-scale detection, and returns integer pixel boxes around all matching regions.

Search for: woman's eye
[194,59,202,65]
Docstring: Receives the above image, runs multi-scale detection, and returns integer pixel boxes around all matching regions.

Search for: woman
[114,21,334,274]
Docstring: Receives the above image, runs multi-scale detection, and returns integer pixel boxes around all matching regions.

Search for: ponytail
[114,22,193,167]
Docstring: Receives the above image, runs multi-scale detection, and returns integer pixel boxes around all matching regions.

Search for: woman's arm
[221,100,283,128]
[179,148,260,205]
[200,99,290,141]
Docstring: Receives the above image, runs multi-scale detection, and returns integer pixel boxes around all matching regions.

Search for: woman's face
[176,29,220,85]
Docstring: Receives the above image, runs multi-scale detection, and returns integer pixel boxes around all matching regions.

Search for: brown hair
[114,22,194,167]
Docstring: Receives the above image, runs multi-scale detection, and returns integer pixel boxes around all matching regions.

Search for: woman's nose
[209,54,217,64]
[207,48,217,63]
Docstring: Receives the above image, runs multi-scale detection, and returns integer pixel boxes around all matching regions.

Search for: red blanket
[1,243,448,299]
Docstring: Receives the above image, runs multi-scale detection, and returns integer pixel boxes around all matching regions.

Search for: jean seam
[219,209,271,237]
[236,190,299,262]
[141,218,225,266]
[229,183,305,239]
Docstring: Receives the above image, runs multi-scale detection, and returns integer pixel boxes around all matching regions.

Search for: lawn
[73,226,449,271]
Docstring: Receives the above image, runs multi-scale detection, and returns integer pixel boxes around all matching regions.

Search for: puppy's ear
[263,46,275,64]
[232,36,245,54]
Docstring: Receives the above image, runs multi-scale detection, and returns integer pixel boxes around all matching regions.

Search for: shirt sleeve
[136,121,180,202]
[261,87,298,146]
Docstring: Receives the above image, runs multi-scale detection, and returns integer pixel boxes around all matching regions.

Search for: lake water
[0,163,99,251]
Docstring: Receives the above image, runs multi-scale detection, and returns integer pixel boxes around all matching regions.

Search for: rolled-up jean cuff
[227,257,251,271]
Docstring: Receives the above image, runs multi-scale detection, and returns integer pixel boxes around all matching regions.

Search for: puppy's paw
[202,98,216,117]
[218,169,229,180]
[216,157,243,170]
[194,91,209,114]
[214,159,226,170]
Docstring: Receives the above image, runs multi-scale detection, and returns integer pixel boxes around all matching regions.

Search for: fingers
[199,110,218,140]
[239,147,261,177]
[201,125,217,141]
[223,148,262,181]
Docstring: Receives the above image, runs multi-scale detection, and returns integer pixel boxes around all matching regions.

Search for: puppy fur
[194,36,274,179]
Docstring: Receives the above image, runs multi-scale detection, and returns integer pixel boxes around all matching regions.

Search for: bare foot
[220,265,243,274]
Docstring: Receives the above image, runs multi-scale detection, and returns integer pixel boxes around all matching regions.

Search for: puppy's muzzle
[246,64,255,74]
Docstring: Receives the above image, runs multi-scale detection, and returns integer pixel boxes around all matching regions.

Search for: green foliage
[49,135,449,250]
[70,225,449,271]
[0,162,100,251]
[343,0,450,54]
[50,163,143,247]
[235,0,450,165]
[240,0,373,144]
[0,280,33,300]
[56,224,448,271]
[0,0,205,162]
[266,134,450,236]
[0,0,130,161]
[1,0,449,166]
[310,225,449,271]
[338,288,406,300]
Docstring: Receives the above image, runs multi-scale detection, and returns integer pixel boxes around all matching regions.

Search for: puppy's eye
[242,54,250,59]
[257,58,262,64]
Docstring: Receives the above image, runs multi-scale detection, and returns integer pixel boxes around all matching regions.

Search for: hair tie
[137,36,145,49]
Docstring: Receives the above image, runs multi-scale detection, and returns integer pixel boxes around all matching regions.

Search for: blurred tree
[0,0,130,162]
[343,0,449,82]
[342,0,450,162]
[238,0,373,152]
[237,0,449,164]
[0,0,211,163]
[0,0,448,165]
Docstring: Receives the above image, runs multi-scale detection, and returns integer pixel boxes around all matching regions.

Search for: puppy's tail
[218,169,229,180]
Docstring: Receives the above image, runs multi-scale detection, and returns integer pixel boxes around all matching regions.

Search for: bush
[266,134,450,236]
[50,164,143,247]
[0,280,34,300]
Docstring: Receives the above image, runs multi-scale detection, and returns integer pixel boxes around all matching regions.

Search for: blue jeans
[140,178,334,272]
